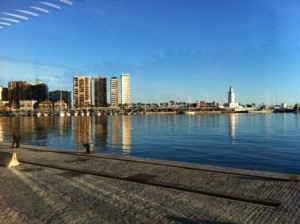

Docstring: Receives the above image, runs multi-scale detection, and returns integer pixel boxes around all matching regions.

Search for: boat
[58,111,65,117]
[247,109,274,114]
[184,111,195,115]
[184,97,195,115]
[274,108,294,113]
[57,91,66,117]
[66,101,71,116]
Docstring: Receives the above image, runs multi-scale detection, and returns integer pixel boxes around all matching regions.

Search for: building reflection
[33,117,50,142]
[122,116,131,153]
[74,116,92,148]
[111,115,119,149]
[94,116,107,150]
[229,113,237,144]
[2,115,129,154]
[0,118,3,142]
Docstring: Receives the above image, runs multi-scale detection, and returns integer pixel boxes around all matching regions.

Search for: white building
[121,74,131,105]
[225,86,239,109]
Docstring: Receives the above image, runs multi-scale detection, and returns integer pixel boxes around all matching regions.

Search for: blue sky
[0,0,300,105]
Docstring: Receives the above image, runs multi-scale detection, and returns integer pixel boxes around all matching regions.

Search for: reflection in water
[229,114,237,144]
[1,114,300,173]
[122,116,131,153]
[111,115,119,149]
[0,118,3,142]
[13,116,21,132]
[74,116,92,147]
[0,115,132,152]
[94,116,107,150]
[34,117,49,143]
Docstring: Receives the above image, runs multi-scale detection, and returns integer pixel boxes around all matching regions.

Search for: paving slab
[0,143,299,224]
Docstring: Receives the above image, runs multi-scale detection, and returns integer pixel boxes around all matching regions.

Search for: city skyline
[1,75,298,107]
[1,0,300,105]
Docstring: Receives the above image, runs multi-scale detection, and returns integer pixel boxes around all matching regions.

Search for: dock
[0,143,299,223]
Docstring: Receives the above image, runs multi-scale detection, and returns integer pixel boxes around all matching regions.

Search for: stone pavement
[0,143,299,224]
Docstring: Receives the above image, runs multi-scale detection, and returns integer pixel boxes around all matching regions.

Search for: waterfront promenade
[0,143,299,223]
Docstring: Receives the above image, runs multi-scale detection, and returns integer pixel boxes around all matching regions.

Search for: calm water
[1,113,300,174]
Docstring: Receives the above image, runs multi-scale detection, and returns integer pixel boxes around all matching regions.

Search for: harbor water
[0,113,299,174]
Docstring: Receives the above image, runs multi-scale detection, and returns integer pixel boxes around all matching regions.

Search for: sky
[0,0,300,105]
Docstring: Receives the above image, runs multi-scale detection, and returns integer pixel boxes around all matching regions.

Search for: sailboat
[66,98,71,116]
[184,97,195,115]
[59,111,65,117]
[57,90,65,117]
[184,110,195,115]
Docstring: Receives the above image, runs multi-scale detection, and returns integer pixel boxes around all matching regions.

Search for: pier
[0,143,299,223]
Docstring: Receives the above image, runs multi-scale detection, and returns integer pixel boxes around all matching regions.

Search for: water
[1,113,299,174]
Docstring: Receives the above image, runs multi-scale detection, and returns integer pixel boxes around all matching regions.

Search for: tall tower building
[73,75,92,108]
[1,87,8,101]
[228,86,235,104]
[94,76,107,107]
[121,74,130,105]
[110,77,118,106]
[8,81,30,108]
[30,81,49,103]
[0,86,3,101]
[7,81,48,109]
[227,86,239,109]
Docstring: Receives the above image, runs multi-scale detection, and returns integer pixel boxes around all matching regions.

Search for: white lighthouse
[226,86,239,109]
[228,86,235,104]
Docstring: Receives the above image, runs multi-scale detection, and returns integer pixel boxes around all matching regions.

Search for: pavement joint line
[18,146,296,182]
[19,159,282,208]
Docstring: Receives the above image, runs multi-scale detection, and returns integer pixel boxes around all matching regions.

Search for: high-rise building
[8,81,31,108]
[94,76,107,107]
[8,81,48,109]
[110,77,118,106]
[1,87,8,101]
[121,74,130,105]
[0,86,3,101]
[73,76,92,108]
[30,81,49,102]
[8,81,49,108]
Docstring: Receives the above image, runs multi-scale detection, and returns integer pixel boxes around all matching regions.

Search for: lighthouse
[226,86,239,109]
[228,86,235,104]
